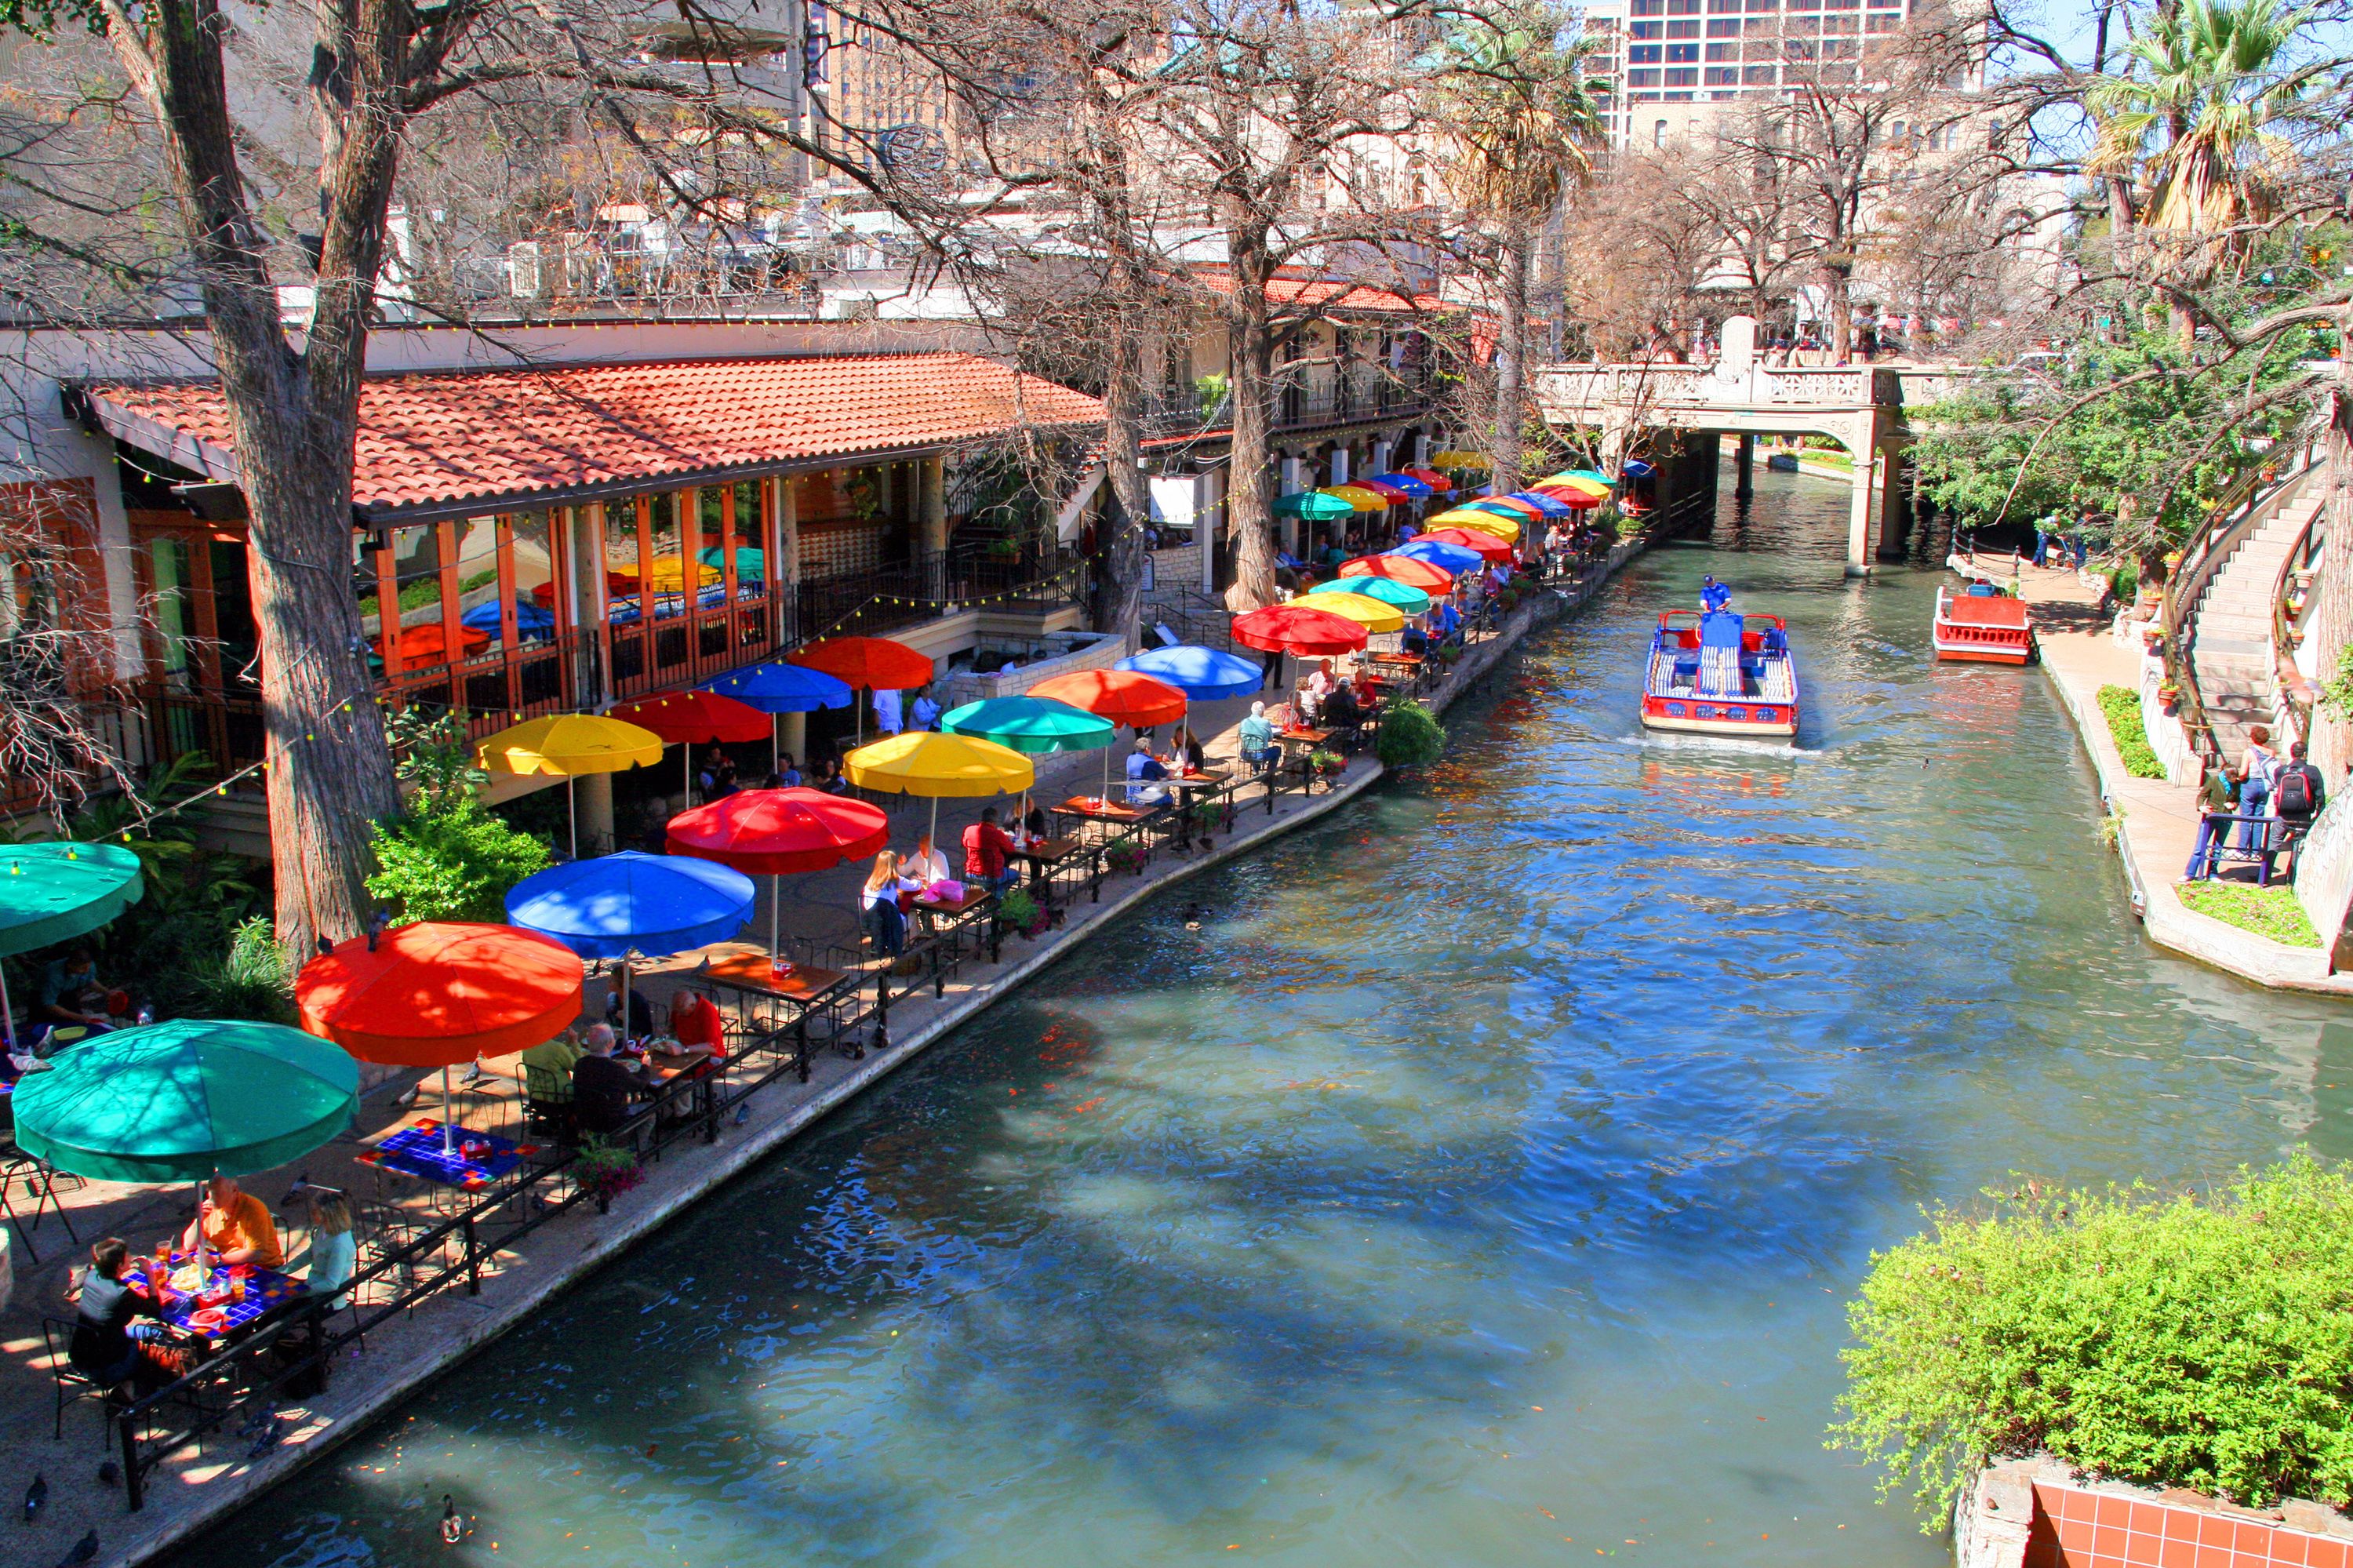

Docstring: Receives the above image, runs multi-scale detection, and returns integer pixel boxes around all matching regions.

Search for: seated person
[1125,739,1171,806]
[40,944,119,1037]
[1238,702,1276,771]
[605,966,655,1042]
[299,1191,360,1312]
[773,751,804,788]
[1324,681,1364,737]
[1169,726,1207,774]
[522,1028,587,1082]
[68,1239,176,1393]
[961,807,1021,895]
[1023,802,1051,841]
[179,1173,284,1268]
[901,830,952,887]
[668,991,726,1059]
[570,1024,644,1136]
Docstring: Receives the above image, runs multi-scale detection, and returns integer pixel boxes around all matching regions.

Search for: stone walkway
[0,554,1624,1568]
[1962,549,2353,995]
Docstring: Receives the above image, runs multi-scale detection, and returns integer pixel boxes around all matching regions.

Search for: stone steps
[2184,473,2326,762]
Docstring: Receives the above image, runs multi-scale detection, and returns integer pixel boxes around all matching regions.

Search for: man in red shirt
[962,807,1020,895]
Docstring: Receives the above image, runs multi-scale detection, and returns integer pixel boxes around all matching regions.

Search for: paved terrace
[1961,548,2353,995]
[0,543,1639,1568]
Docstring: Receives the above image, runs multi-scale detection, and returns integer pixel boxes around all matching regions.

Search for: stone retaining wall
[1958,1459,2353,1568]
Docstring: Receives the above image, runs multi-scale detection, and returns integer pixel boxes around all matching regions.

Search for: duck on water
[1638,575,1801,739]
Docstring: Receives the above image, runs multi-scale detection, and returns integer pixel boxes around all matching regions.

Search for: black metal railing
[794,546,1089,646]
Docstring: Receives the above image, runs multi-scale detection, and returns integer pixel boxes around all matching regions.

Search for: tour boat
[1639,606,1799,738]
[1933,580,2034,664]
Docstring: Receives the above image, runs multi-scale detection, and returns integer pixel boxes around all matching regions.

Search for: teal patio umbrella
[13,1018,360,1184]
[1304,574,1431,614]
[1275,491,1355,522]
[940,695,1117,834]
[0,841,144,1053]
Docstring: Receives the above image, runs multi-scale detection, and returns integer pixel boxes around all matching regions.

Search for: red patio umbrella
[1401,467,1456,492]
[1231,605,1369,657]
[666,787,889,957]
[789,636,936,746]
[298,921,585,1151]
[1529,484,1603,510]
[376,623,491,663]
[1338,555,1456,593]
[1352,479,1412,504]
[1419,528,1515,562]
[1026,669,1189,731]
[610,689,774,798]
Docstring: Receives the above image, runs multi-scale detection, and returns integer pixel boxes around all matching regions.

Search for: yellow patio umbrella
[476,713,665,859]
[842,730,1037,845]
[1431,450,1489,468]
[1319,485,1391,512]
[1539,471,1614,497]
[1428,508,1521,544]
[1304,591,1406,634]
[644,559,724,590]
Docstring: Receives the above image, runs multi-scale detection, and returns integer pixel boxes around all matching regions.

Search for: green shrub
[1375,699,1447,768]
[2096,684,2166,779]
[2177,881,2321,947]
[368,799,551,922]
[998,886,1041,929]
[1832,1159,2353,1524]
[187,915,298,1023]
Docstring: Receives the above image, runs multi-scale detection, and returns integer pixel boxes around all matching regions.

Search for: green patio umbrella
[1304,574,1431,614]
[12,1018,360,1184]
[1275,491,1355,522]
[0,841,144,1053]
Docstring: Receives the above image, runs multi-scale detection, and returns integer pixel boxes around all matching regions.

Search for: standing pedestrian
[2237,724,2278,854]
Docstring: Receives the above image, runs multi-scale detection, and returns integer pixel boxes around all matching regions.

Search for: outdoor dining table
[139,1253,308,1344]
[911,885,995,935]
[1160,769,1235,847]
[697,948,856,1079]
[358,1119,532,1201]
[1009,835,1085,894]
[629,1042,720,1129]
[1051,795,1156,844]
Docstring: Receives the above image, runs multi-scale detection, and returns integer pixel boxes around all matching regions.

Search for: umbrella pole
[621,963,634,1046]
[442,1064,456,1154]
[683,740,692,806]
[0,965,13,1056]
[772,716,780,777]
[567,777,579,860]
[769,873,780,960]
[928,794,939,849]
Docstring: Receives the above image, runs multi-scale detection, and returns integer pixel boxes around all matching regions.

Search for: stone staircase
[2184,464,2327,766]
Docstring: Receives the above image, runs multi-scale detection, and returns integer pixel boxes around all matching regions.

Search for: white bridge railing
[1534,362,1963,413]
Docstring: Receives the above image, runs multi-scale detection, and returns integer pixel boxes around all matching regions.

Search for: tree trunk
[2313,369,2353,783]
[1823,259,1853,363]
[1098,324,1152,648]
[1491,224,1532,494]
[1223,231,1278,613]
[115,0,405,955]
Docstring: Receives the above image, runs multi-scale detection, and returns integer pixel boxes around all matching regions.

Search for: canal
[204,468,2353,1567]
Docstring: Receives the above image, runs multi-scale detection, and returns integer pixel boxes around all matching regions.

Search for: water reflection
[198,468,2351,1568]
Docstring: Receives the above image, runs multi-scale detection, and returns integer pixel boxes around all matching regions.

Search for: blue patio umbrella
[1116,645,1263,701]
[1366,472,1434,498]
[461,598,558,642]
[1504,491,1577,519]
[505,850,755,961]
[702,661,855,714]
[1620,458,1654,479]
[1389,540,1486,573]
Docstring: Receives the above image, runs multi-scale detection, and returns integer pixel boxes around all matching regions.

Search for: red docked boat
[1638,606,1800,739]
[1933,580,2033,664]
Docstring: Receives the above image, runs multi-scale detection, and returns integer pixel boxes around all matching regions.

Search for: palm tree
[2089,0,2312,340]
[1438,6,1610,492]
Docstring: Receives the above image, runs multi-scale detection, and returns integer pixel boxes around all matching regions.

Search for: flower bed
[2097,683,2167,779]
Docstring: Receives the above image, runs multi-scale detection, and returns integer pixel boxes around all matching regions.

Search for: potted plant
[1307,748,1344,780]
[1186,797,1224,839]
[2158,678,2180,715]
[998,886,1049,938]
[1104,840,1148,876]
[574,1135,644,1214]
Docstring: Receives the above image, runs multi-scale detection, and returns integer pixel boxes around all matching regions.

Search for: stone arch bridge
[1533,360,1972,573]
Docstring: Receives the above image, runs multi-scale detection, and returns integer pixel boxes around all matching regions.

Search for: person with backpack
[2236,725,2278,854]
[2268,740,2326,879]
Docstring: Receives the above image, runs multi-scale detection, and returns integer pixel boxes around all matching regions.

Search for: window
[1783,35,1817,56]
[1824,13,1857,31]
[1653,118,1668,145]
[1743,62,1778,82]
[1664,66,1698,84]
[1706,41,1736,58]
[1667,0,1700,13]
[1667,17,1700,34]
[1630,0,1664,12]
[1865,12,1899,28]
[1631,19,1663,35]
[1743,16,1775,31]
[1667,42,1699,60]
[1629,68,1660,85]
[1707,17,1740,34]
[1704,64,1738,82]
[1629,42,1661,59]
